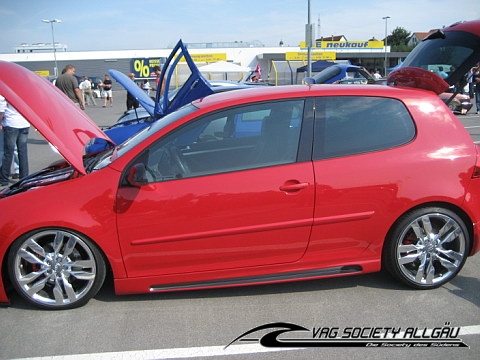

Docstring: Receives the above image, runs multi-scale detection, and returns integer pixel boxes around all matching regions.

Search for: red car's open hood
[0,61,113,175]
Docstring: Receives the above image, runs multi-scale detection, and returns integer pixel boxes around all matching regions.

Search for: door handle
[279,181,309,193]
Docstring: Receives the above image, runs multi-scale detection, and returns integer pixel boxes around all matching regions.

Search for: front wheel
[8,229,106,309]
[384,207,470,289]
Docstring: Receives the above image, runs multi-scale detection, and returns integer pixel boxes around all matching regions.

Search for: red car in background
[390,19,480,114]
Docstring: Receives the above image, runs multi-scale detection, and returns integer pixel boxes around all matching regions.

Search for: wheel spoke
[53,278,65,305]
[61,273,78,302]
[420,215,433,235]
[437,218,455,236]
[53,231,64,254]
[414,253,428,282]
[438,249,464,263]
[410,221,425,239]
[398,244,421,253]
[18,248,46,266]
[26,277,49,297]
[439,227,462,246]
[398,251,421,265]
[25,238,46,258]
[436,254,459,272]
[424,258,435,284]
[65,259,95,280]
[62,235,77,258]
[18,269,47,286]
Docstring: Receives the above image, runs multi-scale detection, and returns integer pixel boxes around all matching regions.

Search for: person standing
[55,64,85,109]
[141,80,151,96]
[126,73,139,111]
[0,95,30,186]
[153,65,161,88]
[373,69,382,80]
[101,74,113,107]
[152,65,165,96]
[80,77,96,106]
[474,66,480,114]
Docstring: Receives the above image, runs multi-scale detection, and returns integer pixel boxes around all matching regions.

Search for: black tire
[384,207,470,289]
[8,228,106,310]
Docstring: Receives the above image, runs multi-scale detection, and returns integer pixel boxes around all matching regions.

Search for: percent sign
[134,59,151,77]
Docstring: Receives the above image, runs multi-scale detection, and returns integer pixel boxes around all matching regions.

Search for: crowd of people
[54,64,162,111]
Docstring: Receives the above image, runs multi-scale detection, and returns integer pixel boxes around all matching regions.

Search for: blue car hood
[109,69,155,116]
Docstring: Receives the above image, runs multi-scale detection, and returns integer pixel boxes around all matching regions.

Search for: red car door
[115,99,315,278]
[310,95,417,265]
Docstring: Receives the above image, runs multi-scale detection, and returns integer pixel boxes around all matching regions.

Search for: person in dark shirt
[126,73,139,111]
[101,74,113,107]
[473,64,480,114]
[55,64,85,109]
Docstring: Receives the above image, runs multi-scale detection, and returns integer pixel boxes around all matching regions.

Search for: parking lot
[0,91,479,360]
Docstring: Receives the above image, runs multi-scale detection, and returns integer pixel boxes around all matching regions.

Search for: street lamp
[306,0,313,77]
[42,19,62,77]
[382,16,390,77]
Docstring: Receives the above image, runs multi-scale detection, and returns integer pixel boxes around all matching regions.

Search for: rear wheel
[384,207,470,289]
[8,229,106,309]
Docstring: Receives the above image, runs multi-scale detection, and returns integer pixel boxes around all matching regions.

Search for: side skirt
[149,265,362,292]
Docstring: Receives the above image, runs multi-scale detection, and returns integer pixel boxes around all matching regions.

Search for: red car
[1,59,480,310]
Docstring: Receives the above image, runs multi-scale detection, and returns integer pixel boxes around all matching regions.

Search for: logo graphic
[226,322,469,349]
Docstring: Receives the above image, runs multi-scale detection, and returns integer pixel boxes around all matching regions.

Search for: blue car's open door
[109,39,214,121]
[154,40,214,119]
[87,40,216,154]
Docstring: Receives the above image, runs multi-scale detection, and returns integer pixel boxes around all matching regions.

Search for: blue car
[304,64,377,85]
[88,40,251,153]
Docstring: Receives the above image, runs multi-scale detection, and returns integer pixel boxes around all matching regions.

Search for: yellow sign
[178,53,227,63]
[318,40,384,49]
[300,40,384,49]
[131,58,164,78]
[286,52,336,61]
[34,70,50,77]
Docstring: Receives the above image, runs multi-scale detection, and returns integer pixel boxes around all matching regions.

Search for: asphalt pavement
[84,90,129,128]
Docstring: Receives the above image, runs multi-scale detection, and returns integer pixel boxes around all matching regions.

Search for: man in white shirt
[80,77,96,106]
[0,95,30,186]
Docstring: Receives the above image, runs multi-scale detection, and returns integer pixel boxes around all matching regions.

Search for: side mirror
[126,163,148,187]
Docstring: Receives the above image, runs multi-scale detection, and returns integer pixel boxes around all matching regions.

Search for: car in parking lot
[391,19,480,114]
[305,62,473,114]
[303,64,377,85]
[439,89,473,114]
[1,53,480,309]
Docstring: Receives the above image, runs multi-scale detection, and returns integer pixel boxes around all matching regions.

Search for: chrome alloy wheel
[8,229,105,309]
[387,208,469,289]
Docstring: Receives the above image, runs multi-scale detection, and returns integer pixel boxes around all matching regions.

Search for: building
[0,39,408,87]
[407,30,437,48]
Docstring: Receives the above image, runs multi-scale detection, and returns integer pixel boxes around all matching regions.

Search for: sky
[0,0,478,53]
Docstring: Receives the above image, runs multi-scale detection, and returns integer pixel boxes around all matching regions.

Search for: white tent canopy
[199,61,251,73]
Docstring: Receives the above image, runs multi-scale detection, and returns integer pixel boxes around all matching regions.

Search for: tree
[387,27,414,52]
